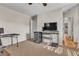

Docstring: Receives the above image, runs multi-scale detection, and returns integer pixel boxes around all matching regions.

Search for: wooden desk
[0,33,20,47]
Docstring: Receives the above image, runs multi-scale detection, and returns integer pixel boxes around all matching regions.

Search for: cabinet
[42,31,59,47]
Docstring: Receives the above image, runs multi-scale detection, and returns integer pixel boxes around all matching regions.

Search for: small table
[0,33,20,47]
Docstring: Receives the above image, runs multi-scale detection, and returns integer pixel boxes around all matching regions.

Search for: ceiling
[0,3,77,16]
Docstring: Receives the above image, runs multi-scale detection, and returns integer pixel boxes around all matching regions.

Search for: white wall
[37,9,64,44]
[0,6,30,46]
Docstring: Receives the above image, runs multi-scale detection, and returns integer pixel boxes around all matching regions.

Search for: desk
[0,33,20,47]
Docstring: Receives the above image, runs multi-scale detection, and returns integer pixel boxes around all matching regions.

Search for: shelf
[42,36,52,40]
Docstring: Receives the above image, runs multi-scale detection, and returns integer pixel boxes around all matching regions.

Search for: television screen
[43,22,57,31]
[49,22,57,30]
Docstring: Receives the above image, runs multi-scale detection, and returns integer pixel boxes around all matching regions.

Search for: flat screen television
[42,22,57,31]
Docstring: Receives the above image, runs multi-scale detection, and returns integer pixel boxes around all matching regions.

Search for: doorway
[63,17,74,39]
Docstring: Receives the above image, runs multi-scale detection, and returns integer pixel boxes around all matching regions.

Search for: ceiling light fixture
[28,3,47,6]
[28,3,32,5]
[42,3,47,6]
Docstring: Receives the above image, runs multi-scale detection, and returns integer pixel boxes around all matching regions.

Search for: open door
[64,17,73,39]
[63,17,78,48]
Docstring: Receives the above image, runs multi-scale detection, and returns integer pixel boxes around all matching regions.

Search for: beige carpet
[3,40,79,56]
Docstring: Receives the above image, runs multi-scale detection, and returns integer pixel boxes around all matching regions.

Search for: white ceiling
[0,3,77,16]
